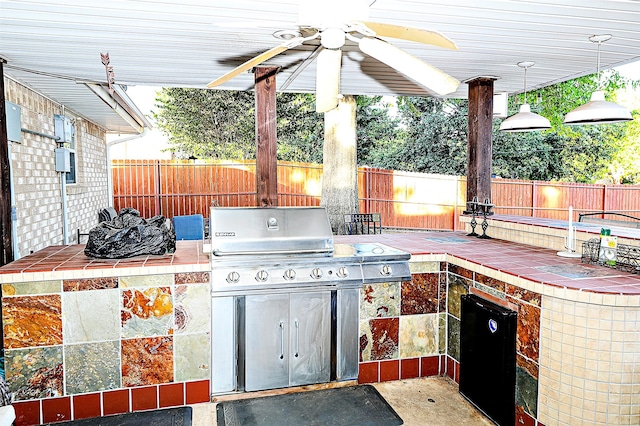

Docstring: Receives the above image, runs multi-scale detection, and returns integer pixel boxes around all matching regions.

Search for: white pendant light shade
[564,34,633,126]
[563,90,632,125]
[499,61,551,132]
[499,103,552,132]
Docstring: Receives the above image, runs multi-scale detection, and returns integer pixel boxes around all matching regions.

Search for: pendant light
[564,35,632,125]
[499,61,551,132]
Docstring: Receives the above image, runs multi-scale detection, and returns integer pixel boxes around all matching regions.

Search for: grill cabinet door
[289,291,331,386]
[245,294,290,391]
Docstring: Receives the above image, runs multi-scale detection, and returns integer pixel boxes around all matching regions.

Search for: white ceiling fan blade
[316,48,342,113]
[359,37,460,95]
[358,21,458,50]
[207,44,289,88]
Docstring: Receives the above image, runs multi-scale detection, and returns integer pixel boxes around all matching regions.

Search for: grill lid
[209,207,334,257]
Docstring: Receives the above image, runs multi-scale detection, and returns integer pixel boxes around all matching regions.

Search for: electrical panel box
[54,114,74,143]
[5,101,22,142]
[493,92,508,118]
[55,148,71,172]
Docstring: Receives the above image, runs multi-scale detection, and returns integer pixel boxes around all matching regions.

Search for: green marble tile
[409,261,440,274]
[474,282,506,300]
[5,346,63,400]
[447,273,469,319]
[360,281,400,319]
[174,284,210,334]
[119,274,173,288]
[175,333,211,382]
[63,289,120,343]
[516,365,538,418]
[447,314,460,361]
[438,313,447,355]
[65,341,121,394]
[2,280,62,296]
[399,314,438,358]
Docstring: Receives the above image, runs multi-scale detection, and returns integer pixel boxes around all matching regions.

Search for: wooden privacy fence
[112,159,640,231]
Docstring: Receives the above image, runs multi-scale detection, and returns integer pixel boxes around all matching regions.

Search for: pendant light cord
[523,66,528,104]
[596,40,602,90]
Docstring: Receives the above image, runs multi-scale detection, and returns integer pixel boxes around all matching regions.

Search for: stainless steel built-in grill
[207,207,411,394]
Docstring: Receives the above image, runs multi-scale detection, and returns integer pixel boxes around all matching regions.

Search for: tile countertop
[1,233,639,296]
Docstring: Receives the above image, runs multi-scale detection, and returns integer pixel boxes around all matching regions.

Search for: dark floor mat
[49,406,192,425]
[216,385,403,426]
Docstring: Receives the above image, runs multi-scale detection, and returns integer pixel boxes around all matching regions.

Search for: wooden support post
[254,66,279,207]
[0,60,14,266]
[466,77,495,210]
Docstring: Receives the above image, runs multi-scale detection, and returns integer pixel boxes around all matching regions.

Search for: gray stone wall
[4,77,109,257]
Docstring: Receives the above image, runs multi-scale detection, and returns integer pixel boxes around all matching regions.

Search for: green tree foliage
[152,72,638,183]
[276,93,324,163]
[365,97,468,174]
[153,88,255,159]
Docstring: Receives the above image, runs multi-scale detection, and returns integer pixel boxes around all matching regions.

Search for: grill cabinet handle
[279,320,285,360]
[294,319,299,358]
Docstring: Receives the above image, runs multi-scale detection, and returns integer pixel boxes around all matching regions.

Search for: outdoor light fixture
[564,35,632,125]
[499,61,551,132]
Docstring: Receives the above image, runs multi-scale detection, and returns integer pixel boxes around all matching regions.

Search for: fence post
[532,181,537,217]
[155,160,162,216]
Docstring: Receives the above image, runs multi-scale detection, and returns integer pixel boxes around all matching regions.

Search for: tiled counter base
[460,214,640,253]
[1,243,211,425]
[3,232,640,425]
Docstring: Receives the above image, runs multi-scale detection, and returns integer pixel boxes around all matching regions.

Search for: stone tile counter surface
[2,235,640,426]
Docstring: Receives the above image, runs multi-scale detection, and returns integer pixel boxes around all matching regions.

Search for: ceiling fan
[207,0,460,113]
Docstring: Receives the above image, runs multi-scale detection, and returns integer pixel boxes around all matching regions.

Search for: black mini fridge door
[459,294,517,426]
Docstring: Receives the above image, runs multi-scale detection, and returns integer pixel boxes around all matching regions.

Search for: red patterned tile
[13,400,40,426]
[73,393,101,420]
[515,405,536,426]
[63,277,118,292]
[420,355,440,377]
[42,396,71,424]
[3,294,62,348]
[122,337,174,386]
[358,362,379,384]
[438,273,447,312]
[159,382,185,408]
[448,264,473,280]
[103,389,130,416]
[475,272,506,292]
[364,317,399,360]
[401,273,439,315]
[400,358,419,379]
[507,296,541,362]
[185,380,210,404]
[446,356,455,381]
[379,360,399,382]
[132,385,158,411]
[506,284,541,306]
[175,272,210,284]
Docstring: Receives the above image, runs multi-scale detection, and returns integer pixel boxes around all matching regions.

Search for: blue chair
[173,214,205,240]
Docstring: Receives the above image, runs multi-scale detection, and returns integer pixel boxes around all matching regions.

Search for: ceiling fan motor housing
[321,28,347,49]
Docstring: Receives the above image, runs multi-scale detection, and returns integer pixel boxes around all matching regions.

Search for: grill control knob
[337,266,349,278]
[283,269,296,281]
[310,268,323,280]
[255,270,269,282]
[381,264,392,276]
[226,271,241,284]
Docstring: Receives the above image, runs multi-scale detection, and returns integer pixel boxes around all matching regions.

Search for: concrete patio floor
[190,376,494,425]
